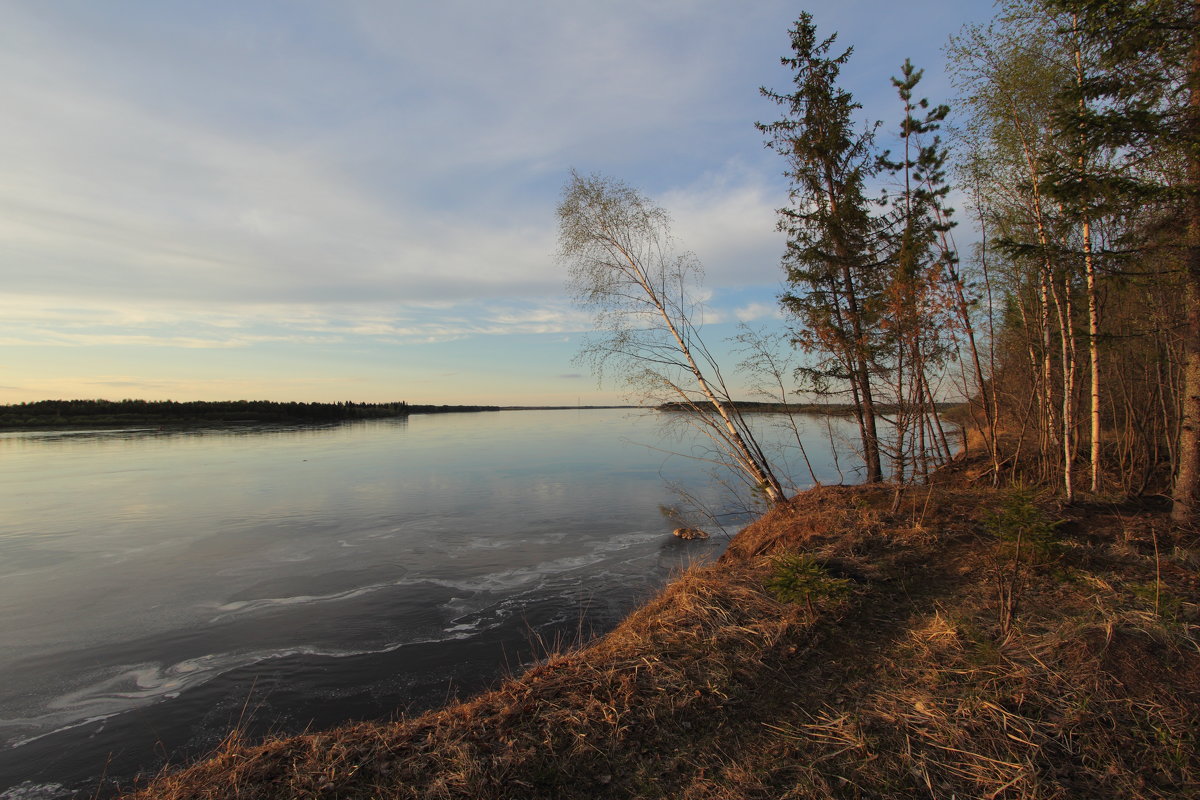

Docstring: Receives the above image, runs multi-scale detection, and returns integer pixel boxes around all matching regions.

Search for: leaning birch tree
[557,171,787,506]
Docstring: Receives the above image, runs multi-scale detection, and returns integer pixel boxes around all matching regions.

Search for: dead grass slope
[125,484,1199,799]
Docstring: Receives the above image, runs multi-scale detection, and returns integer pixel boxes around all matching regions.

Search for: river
[0,408,855,799]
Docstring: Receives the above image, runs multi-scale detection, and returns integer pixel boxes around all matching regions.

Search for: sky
[0,1,999,407]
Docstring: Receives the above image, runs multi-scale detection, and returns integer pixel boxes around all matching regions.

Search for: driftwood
[672,527,710,540]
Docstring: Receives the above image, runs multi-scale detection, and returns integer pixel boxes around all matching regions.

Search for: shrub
[983,488,1062,562]
[765,554,852,609]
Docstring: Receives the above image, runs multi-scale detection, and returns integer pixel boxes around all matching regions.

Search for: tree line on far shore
[0,399,500,428]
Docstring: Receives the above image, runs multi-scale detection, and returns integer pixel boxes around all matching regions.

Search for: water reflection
[0,409,857,799]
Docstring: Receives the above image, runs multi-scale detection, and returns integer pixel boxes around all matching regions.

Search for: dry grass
[122,483,1200,799]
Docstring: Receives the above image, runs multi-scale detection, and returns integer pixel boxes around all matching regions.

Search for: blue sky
[0,1,997,406]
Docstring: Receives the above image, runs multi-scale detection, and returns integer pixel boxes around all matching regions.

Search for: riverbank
[656,400,967,416]
[123,479,1198,799]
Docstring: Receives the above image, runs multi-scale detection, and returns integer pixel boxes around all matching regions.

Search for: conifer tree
[758,13,885,483]
[878,60,956,479]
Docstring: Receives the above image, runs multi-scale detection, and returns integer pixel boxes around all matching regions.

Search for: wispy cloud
[661,167,788,288]
[0,3,822,317]
[0,0,998,403]
[0,296,597,350]
[734,301,784,322]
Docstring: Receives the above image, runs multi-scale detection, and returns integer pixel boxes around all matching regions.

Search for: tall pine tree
[878,60,956,480]
[758,13,885,483]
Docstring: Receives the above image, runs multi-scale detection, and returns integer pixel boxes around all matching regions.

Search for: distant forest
[0,399,500,428]
[656,401,964,416]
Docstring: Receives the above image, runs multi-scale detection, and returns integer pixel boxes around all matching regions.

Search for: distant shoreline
[0,400,654,430]
[499,405,639,411]
[657,401,967,416]
[0,399,489,430]
[0,399,971,431]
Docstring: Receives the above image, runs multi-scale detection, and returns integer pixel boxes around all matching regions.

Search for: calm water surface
[0,409,853,799]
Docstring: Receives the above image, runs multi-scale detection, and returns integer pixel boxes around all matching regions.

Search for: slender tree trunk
[910,341,925,479]
[1157,331,1178,469]
[1016,295,1050,479]
[1172,0,1200,522]
[827,179,882,483]
[604,228,788,505]
[1040,262,1058,464]
[893,336,908,481]
[657,306,787,505]
[981,216,1002,484]
[1084,220,1101,492]
[1071,18,1103,494]
[941,213,997,473]
[850,309,884,483]
[923,371,954,461]
[846,368,872,479]
[1051,269,1078,502]
[828,294,875,483]
[1009,105,1064,477]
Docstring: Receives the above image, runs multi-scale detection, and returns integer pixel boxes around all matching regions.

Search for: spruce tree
[758,13,885,483]
[878,60,956,479]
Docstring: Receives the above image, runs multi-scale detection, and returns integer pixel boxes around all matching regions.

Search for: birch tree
[1043,0,1200,523]
[557,171,787,505]
[949,10,1080,492]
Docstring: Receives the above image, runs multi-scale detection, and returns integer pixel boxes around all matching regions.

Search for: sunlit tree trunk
[1172,0,1200,522]
[1069,14,1103,494]
[1050,267,1078,502]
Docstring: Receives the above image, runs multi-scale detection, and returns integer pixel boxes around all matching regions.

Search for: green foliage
[983,488,1063,561]
[765,554,852,606]
[757,12,887,483]
[1128,581,1184,622]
